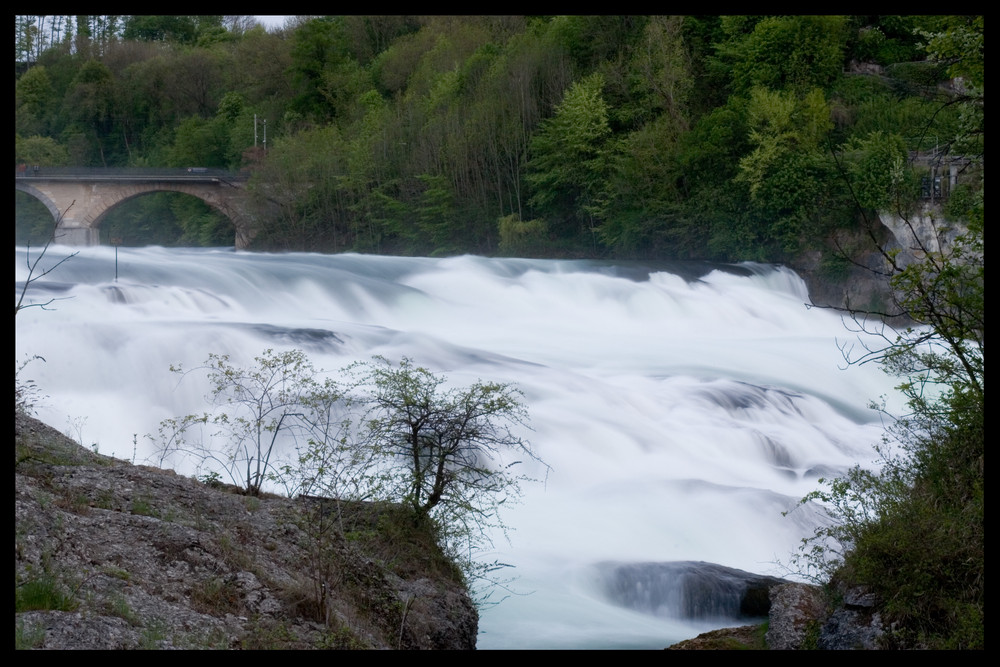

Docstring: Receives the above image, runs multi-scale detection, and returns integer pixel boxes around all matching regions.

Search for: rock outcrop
[670,580,888,650]
[15,412,478,650]
[593,560,788,621]
[765,582,829,649]
[767,582,885,650]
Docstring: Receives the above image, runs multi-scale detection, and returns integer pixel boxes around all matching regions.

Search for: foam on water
[15,245,904,648]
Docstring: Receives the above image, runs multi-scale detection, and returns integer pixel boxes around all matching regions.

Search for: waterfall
[15,245,904,648]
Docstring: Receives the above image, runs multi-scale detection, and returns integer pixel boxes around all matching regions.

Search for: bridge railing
[15,166,246,180]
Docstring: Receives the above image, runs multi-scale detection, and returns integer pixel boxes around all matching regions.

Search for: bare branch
[16,201,79,317]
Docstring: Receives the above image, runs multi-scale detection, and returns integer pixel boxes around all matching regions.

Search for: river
[15,245,904,649]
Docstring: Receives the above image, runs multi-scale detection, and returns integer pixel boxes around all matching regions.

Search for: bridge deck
[15,167,247,182]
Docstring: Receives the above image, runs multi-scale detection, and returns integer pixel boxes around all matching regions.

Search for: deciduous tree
[157,349,335,496]
[526,72,612,244]
[345,356,547,582]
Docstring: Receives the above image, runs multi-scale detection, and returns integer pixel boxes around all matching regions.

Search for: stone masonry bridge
[15,167,255,248]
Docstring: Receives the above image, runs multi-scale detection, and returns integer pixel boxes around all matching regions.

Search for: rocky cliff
[15,412,478,650]
[791,203,964,325]
[668,581,887,650]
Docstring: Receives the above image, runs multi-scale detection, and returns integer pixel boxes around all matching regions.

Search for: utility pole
[111,237,122,281]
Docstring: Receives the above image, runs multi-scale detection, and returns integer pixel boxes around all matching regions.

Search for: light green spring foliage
[344,356,547,582]
[17,15,976,261]
[155,350,546,588]
[842,131,913,212]
[526,71,612,227]
[158,349,342,497]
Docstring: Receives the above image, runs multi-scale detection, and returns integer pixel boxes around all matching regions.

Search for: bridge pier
[55,226,101,246]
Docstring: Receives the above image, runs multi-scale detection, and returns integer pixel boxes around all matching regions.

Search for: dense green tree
[413,173,461,255]
[679,100,749,190]
[164,49,226,118]
[371,25,437,97]
[597,115,688,258]
[627,16,692,127]
[287,17,347,122]
[546,15,646,74]
[339,15,421,64]
[59,59,116,165]
[919,16,983,91]
[15,135,70,166]
[432,27,570,234]
[918,15,983,158]
[167,116,230,168]
[15,65,55,136]
[677,15,727,115]
[526,72,612,248]
[722,15,848,96]
[735,87,837,255]
[249,124,356,252]
[843,131,914,211]
[844,16,941,66]
[825,67,962,151]
[674,100,752,259]
[225,26,294,115]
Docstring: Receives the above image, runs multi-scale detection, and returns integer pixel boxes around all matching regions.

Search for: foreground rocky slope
[15,412,477,650]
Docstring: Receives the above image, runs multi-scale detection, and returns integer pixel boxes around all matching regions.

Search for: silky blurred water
[15,245,904,648]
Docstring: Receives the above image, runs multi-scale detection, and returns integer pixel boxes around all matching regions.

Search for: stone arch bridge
[15,167,255,248]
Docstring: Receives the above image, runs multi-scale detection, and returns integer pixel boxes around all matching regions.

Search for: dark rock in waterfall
[247,323,345,349]
[592,561,789,621]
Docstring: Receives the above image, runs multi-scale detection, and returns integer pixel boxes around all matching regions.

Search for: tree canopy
[15,16,984,644]
[14,14,980,265]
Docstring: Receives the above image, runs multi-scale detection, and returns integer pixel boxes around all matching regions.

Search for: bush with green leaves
[345,356,547,583]
[842,131,916,212]
[156,349,360,497]
[787,20,984,644]
[787,208,983,649]
[155,350,547,591]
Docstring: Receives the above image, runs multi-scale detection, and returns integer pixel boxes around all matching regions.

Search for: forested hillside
[14,15,982,264]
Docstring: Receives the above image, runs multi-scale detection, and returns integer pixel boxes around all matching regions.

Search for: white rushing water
[15,245,905,649]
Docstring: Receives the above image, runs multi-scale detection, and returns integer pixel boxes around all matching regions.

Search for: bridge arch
[94,189,238,246]
[15,168,256,247]
[15,181,64,229]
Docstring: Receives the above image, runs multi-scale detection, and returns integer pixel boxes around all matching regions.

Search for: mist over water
[15,245,904,649]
